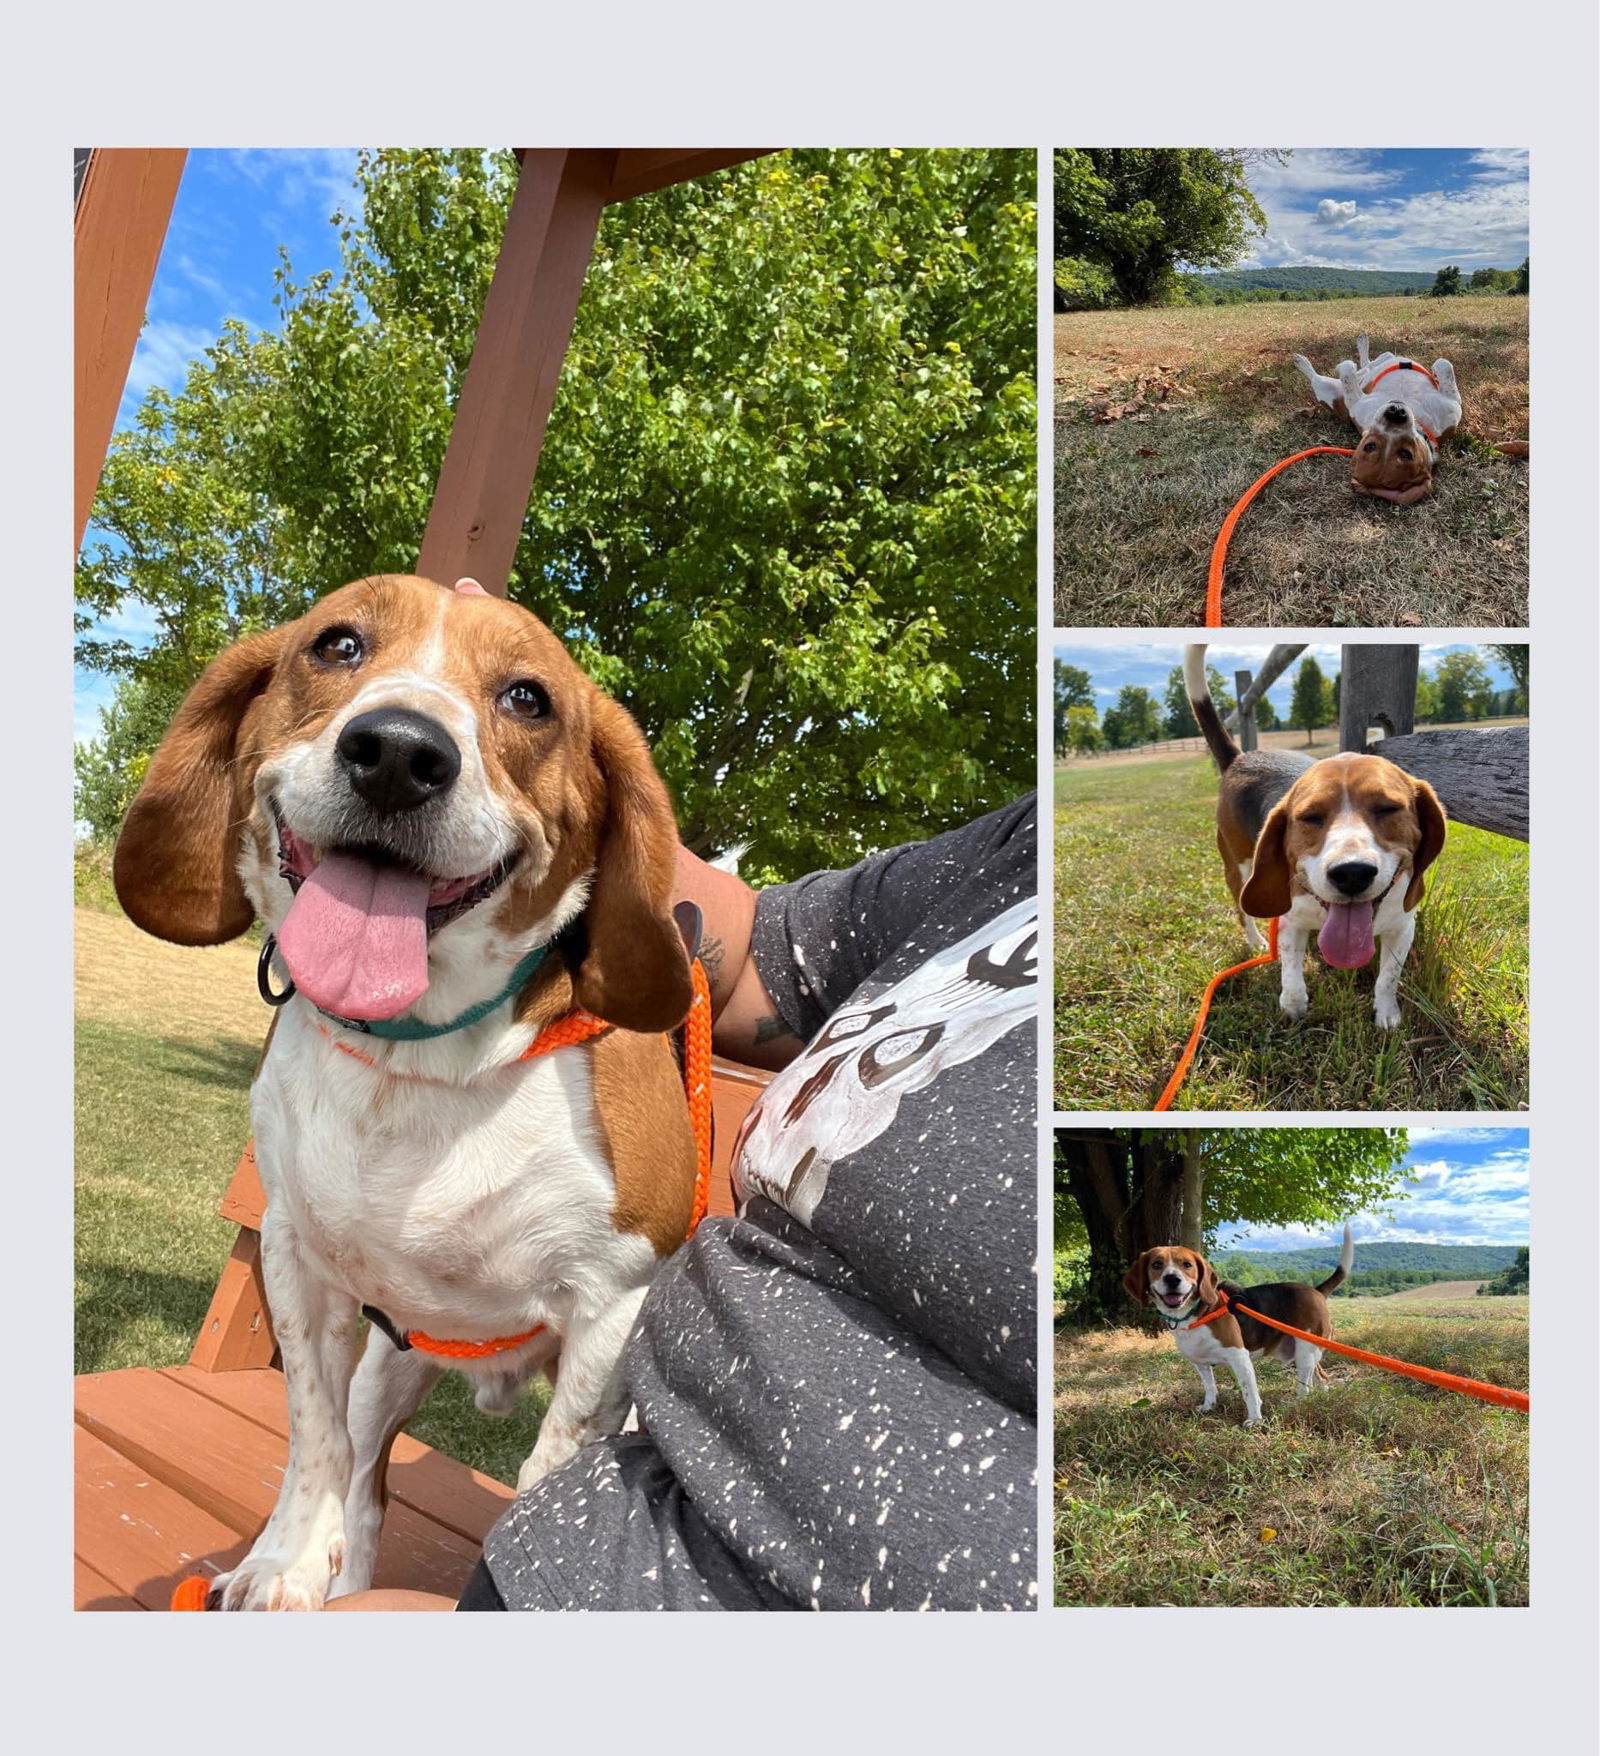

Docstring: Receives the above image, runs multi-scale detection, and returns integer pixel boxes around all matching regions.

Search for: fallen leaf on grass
[1260,1528,1278,1543]
[1136,448,1159,458]
[1399,612,1422,627]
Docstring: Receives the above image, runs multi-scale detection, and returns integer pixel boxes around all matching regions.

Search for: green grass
[1054,1295,1529,1607]
[1053,752,1528,1111]
[1053,297,1529,627]
[74,1011,544,1484]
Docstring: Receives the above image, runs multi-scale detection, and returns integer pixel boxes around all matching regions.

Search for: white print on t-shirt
[733,897,1037,1227]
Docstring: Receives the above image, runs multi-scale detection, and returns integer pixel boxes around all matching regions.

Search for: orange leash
[1231,1298,1529,1414]
[1153,919,1278,1112]
[1205,449,1353,626]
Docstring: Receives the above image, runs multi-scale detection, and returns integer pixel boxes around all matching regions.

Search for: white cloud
[1314,199,1359,227]
[120,319,216,407]
[1467,148,1530,183]
[1247,150,1404,196]
[227,147,359,218]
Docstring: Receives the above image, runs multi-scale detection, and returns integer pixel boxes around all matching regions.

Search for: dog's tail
[1184,645,1239,775]
[1316,1222,1355,1296]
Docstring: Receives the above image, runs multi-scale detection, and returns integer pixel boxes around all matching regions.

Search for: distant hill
[1195,267,1438,295]
[1222,1243,1518,1276]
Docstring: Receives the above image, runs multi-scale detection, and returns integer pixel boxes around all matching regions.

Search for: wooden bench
[73,1059,769,1609]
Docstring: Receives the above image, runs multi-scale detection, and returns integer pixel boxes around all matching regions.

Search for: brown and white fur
[115,575,699,1609]
[1123,1226,1353,1428]
[1184,647,1446,1030]
[1292,331,1462,504]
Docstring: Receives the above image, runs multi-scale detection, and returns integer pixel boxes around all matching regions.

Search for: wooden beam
[1370,725,1528,842]
[417,150,613,595]
[1340,645,1418,753]
[75,149,186,551]
[606,150,770,203]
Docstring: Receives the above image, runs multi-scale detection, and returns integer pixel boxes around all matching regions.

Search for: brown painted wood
[189,1226,277,1372]
[709,1061,768,1218]
[76,1424,249,1609]
[607,149,769,202]
[74,149,186,550]
[417,149,614,595]
[167,1364,517,1537]
[218,1143,267,1230]
[76,1555,144,1611]
[76,1368,484,1599]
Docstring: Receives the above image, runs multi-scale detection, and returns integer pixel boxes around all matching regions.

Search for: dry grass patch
[1055,1295,1529,1606]
[1054,297,1529,627]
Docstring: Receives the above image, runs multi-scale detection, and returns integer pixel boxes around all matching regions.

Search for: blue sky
[1216,1127,1529,1252]
[1228,148,1528,274]
[1054,643,1517,722]
[77,149,361,744]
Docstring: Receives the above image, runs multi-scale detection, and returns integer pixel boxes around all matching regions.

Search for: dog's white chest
[250,1009,653,1333]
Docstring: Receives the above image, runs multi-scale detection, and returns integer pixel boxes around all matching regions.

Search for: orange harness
[316,958,715,1361]
[1368,359,1440,394]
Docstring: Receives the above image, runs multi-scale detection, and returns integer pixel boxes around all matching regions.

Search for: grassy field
[1053,748,1529,1111]
[1054,297,1529,628]
[74,885,543,1484]
[1054,1290,1530,1607]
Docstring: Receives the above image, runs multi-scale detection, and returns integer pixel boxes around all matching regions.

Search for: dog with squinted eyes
[1184,645,1446,1030]
[1123,1226,1353,1428]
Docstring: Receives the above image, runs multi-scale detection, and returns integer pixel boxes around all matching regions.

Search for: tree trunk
[1127,1133,1185,1256]
[1057,1132,1133,1324]
[1179,1128,1205,1249]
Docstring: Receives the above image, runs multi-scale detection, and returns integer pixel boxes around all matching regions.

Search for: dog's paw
[515,1422,584,1494]
[1278,990,1309,1023]
[1290,352,1312,373]
[1194,1402,1217,1416]
[1243,1415,1266,1431]
[1373,995,1402,1031]
[207,1544,341,1612]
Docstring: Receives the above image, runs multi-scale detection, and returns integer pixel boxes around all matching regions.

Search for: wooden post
[1234,669,1257,751]
[416,150,614,595]
[1340,645,1417,754]
[75,149,187,551]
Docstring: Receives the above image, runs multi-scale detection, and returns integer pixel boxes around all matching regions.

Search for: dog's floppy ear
[113,628,289,945]
[570,694,694,1034]
[1122,1251,1153,1307]
[1192,1253,1221,1309]
[1403,776,1448,910]
[1239,797,1294,921]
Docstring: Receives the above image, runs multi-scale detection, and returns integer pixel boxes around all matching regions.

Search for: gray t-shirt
[482,797,1038,1610]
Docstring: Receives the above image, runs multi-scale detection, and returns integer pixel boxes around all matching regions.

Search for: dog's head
[1350,406,1435,505]
[1124,1246,1220,1317]
[1238,753,1446,968]
[113,574,691,1033]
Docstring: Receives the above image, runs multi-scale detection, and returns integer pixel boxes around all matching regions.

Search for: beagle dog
[1184,647,1446,1030]
[115,574,700,1610]
[1292,332,1462,504]
[1123,1226,1353,1428]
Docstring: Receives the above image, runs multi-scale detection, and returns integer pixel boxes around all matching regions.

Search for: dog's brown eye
[311,626,364,667]
[1296,812,1325,826]
[500,679,550,721]
[1362,442,1377,453]
[1397,448,1413,462]
[1374,804,1401,816]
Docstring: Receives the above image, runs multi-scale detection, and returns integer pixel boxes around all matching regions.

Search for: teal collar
[1153,1298,1200,1329]
[314,941,552,1041]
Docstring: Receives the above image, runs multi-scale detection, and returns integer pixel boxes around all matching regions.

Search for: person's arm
[673,846,806,1070]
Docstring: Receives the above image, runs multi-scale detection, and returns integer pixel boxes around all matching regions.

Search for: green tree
[1053,148,1275,308]
[1433,650,1493,722]
[1054,661,1094,751]
[1414,671,1440,724]
[1477,1246,1529,1297]
[1103,684,1161,749]
[1162,663,1233,738]
[1056,1127,1411,1324]
[1289,655,1331,744]
[1429,265,1463,297]
[1064,703,1104,756]
[1488,644,1529,713]
[76,149,1038,882]
[1253,694,1279,732]
[1515,256,1529,295]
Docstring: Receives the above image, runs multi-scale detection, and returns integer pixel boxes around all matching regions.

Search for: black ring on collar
[257,935,297,1007]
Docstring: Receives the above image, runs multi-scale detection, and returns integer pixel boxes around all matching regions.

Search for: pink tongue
[278,853,432,1020]
[1318,900,1376,969]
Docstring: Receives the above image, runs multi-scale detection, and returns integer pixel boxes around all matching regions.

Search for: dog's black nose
[1329,860,1379,898]
[1383,402,1407,424]
[336,708,461,814]
[1162,1273,1181,1288]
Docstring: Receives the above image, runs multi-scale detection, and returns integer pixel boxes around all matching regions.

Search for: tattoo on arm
[699,934,726,985]
[754,1013,799,1045]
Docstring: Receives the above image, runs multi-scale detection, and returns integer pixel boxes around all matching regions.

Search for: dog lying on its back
[1292,331,1463,504]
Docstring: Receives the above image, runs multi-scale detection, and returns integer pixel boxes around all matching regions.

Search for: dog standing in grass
[1124,1225,1353,1428]
[1184,646,1446,1029]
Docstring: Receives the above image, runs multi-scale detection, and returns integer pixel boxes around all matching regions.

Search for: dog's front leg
[516,1286,649,1491]
[332,1330,444,1599]
[209,1213,359,1610]
[1291,353,1347,413]
[1292,1339,1324,1396]
[1373,909,1417,1030]
[1191,1360,1219,1413]
[1356,332,1371,371]
[1276,918,1311,1021]
[1222,1347,1264,1428]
